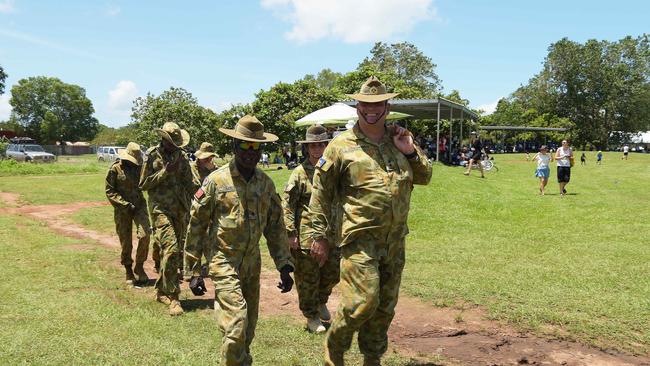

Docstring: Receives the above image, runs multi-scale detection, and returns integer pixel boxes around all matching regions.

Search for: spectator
[532,145,551,195]
[555,139,573,196]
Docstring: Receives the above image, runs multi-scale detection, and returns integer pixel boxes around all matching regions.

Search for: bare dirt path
[2,195,648,366]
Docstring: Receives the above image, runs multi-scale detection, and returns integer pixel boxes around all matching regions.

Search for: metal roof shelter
[344,98,480,161]
[479,126,569,132]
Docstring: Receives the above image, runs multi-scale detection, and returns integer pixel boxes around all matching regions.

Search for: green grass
[0,155,110,177]
[0,213,413,365]
[58,153,650,354]
[0,173,106,205]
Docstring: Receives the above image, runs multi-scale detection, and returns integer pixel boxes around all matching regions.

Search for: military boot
[168,294,184,316]
[307,317,326,334]
[125,266,135,285]
[362,356,381,366]
[155,290,171,305]
[134,263,148,284]
[319,303,331,321]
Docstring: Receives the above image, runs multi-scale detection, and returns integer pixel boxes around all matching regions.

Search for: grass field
[2,151,649,359]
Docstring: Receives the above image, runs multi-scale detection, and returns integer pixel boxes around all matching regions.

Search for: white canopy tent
[295,102,411,127]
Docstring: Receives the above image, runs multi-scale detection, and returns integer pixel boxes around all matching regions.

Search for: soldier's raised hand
[392,126,416,155]
[165,157,180,172]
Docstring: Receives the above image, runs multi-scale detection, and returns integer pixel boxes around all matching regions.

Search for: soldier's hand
[310,238,329,268]
[392,126,416,155]
[189,276,207,296]
[277,265,294,293]
[288,236,299,250]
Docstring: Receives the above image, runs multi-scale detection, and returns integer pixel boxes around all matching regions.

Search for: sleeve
[182,157,198,201]
[184,179,217,275]
[264,181,294,271]
[308,146,341,243]
[409,145,432,185]
[139,153,167,191]
[282,171,301,237]
[105,166,130,208]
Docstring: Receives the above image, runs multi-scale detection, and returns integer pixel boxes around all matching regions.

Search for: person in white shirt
[622,145,629,160]
[261,152,270,168]
[532,145,552,195]
[555,140,573,196]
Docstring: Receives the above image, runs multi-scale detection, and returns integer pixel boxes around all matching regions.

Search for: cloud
[105,4,121,17]
[261,0,436,44]
[0,28,101,59]
[0,94,11,120]
[108,80,138,112]
[476,98,502,116]
[0,0,15,14]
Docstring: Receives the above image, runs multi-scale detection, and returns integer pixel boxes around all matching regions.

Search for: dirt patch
[0,192,22,207]
[8,199,650,366]
[62,244,97,251]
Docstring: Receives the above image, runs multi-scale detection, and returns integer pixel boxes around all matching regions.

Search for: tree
[359,42,442,97]
[91,124,139,146]
[131,87,224,151]
[9,76,99,143]
[0,65,7,95]
[303,68,343,90]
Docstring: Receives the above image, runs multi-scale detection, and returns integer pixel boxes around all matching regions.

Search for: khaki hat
[296,124,331,144]
[118,142,143,165]
[155,122,190,148]
[346,76,399,103]
[195,142,217,160]
[218,115,278,143]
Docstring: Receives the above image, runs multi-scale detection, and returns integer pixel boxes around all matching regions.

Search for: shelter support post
[436,102,441,162]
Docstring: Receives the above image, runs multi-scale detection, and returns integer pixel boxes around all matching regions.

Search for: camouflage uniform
[139,145,194,296]
[147,199,161,269]
[283,159,340,320]
[309,125,432,363]
[105,160,150,267]
[185,160,294,366]
[186,160,217,276]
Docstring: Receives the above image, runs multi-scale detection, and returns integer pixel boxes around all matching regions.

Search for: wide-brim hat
[195,142,217,160]
[296,124,331,144]
[155,122,190,148]
[346,76,399,103]
[219,115,278,143]
[118,142,143,165]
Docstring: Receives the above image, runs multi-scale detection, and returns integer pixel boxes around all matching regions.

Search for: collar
[352,123,392,146]
[228,159,260,182]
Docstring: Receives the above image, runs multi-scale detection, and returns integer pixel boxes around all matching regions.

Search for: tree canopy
[9,76,99,143]
[0,65,7,95]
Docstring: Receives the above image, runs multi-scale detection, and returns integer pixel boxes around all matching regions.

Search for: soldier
[185,115,294,366]
[185,142,218,278]
[105,142,151,285]
[309,76,432,366]
[139,122,194,316]
[283,125,339,334]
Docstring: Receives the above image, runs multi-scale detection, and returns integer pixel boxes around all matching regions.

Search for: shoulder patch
[194,188,205,200]
[316,157,332,172]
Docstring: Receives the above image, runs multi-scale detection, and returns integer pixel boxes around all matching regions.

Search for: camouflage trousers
[293,248,340,319]
[324,237,405,365]
[153,212,187,296]
[211,250,261,366]
[113,207,151,267]
[148,205,161,264]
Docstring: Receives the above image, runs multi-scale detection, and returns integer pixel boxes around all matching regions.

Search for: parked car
[6,143,56,162]
[97,146,125,162]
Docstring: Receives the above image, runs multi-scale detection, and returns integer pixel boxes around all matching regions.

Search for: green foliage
[251,79,340,144]
[91,124,139,146]
[303,68,343,90]
[0,158,107,178]
[495,35,650,148]
[0,65,7,95]
[0,137,8,158]
[130,87,225,152]
[9,76,99,143]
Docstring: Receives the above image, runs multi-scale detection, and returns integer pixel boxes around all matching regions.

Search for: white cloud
[106,4,121,17]
[0,94,11,120]
[108,80,138,113]
[476,98,502,116]
[261,0,436,44]
[0,0,15,14]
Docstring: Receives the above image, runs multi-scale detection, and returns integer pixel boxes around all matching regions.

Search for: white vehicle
[97,146,125,162]
[6,143,56,163]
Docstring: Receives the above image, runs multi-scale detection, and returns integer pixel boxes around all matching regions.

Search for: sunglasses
[238,141,262,151]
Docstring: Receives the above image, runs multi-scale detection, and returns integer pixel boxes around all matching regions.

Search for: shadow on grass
[182,298,214,312]
[404,362,444,366]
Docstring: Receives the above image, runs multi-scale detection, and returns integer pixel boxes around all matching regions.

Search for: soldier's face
[234,139,261,170]
[197,157,215,170]
[357,101,389,125]
[307,142,327,160]
[161,139,177,153]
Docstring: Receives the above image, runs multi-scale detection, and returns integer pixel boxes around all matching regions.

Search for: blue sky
[1,0,648,127]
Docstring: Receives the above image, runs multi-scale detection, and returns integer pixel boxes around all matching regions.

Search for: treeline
[484,35,650,149]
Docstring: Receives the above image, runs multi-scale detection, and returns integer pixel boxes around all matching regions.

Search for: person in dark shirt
[463,133,485,178]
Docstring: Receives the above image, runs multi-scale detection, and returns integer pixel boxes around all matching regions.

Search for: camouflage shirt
[185,160,294,271]
[309,124,432,247]
[139,145,194,216]
[105,160,146,210]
